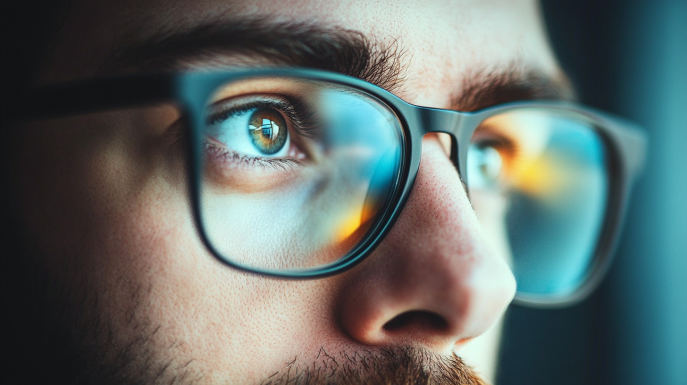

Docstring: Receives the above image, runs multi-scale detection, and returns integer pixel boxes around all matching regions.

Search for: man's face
[15,0,569,383]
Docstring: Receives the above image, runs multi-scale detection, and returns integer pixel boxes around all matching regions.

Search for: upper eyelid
[206,95,291,123]
[472,125,511,143]
[471,127,519,154]
[206,94,318,137]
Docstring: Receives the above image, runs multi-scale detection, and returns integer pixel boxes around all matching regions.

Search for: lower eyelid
[203,145,304,193]
[204,140,302,171]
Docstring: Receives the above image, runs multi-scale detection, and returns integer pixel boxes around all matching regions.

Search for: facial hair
[3,220,487,385]
[261,346,488,385]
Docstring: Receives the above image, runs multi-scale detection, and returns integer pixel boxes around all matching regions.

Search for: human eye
[203,96,315,189]
[468,131,515,191]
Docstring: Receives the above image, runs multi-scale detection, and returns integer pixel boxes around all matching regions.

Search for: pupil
[248,108,288,155]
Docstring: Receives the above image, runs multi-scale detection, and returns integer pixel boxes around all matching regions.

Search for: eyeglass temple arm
[620,124,647,177]
[602,113,648,178]
[12,74,177,122]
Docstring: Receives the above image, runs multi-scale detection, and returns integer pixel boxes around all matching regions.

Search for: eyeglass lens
[198,77,404,271]
[469,110,608,297]
[196,76,610,298]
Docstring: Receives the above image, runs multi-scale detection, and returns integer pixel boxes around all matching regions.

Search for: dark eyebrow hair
[104,17,406,92]
[104,17,575,110]
[453,64,577,111]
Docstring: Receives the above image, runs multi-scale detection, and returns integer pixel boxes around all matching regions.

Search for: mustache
[261,346,489,385]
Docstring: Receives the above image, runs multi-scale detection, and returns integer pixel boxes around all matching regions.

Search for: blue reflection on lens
[507,116,608,295]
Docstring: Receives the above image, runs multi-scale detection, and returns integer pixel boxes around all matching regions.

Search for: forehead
[43,0,559,105]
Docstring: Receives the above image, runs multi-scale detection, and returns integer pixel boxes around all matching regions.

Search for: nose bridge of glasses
[415,107,468,139]
[410,106,473,187]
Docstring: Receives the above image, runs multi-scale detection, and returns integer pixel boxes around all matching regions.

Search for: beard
[262,347,488,385]
[2,220,488,385]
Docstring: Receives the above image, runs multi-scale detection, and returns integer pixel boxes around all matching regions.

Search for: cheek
[113,197,342,379]
[13,111,239,367]
[15,110,349,380]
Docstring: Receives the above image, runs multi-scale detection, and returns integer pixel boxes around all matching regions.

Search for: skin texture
[11,0,566,383]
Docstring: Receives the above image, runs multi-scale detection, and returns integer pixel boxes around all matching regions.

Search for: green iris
[248,108,288,155]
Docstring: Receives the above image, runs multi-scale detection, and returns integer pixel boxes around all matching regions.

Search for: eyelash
[206,97,317,138]
[204,143,302,171]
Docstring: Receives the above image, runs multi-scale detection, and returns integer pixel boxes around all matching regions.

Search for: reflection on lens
[247,108,288,155]
[469,109,609,297]
[198,77,403,271]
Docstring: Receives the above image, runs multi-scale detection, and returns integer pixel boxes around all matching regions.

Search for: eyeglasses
[17,69,646,307]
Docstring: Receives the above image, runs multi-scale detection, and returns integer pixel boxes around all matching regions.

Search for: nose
[337,136,516,354]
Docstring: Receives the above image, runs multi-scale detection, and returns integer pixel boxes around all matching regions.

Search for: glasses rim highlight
[14,68,647,307]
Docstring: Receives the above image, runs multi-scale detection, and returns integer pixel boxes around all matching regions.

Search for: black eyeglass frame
[15,68,647,307]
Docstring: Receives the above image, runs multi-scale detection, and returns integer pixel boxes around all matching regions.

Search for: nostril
[383,311,448,332]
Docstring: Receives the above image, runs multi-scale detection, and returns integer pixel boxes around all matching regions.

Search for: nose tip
[339,249,515,352]
[336,138,516,353]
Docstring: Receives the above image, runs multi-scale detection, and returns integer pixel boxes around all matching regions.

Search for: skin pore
[9,0,572,383]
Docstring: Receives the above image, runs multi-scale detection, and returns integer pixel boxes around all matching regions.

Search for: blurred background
[497,1,687,384]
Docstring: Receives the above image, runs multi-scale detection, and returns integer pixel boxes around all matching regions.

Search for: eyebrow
[104,17,576,111]
[454,64,576,111]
